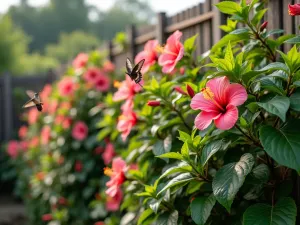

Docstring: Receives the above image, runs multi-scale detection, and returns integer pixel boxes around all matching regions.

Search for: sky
[0,0,204,15]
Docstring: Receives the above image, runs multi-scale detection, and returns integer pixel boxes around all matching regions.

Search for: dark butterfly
[126,58,145,88]
[22,90,43,112]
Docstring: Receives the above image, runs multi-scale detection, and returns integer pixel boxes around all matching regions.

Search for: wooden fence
[0,70,57,143]
[107,0,300,70]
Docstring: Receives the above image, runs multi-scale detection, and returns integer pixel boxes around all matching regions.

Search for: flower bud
[186,84,195,98]
[147,100,161,107]
[174,86,187,95]
[260,21,268,31]
[179,67,185,75]
[42,214,52,221]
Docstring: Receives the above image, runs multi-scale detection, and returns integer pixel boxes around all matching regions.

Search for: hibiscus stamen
[201,87,225,112]
[155,45,165,53]
[104,167,113,176]
[114,80,121,88]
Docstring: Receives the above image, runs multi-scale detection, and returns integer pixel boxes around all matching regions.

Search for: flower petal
[214,105,238,130]
[194,111,221,130]
[190,93,219,112]
[112,157,127,173]
[226,83,248,106]
[206,76,230,106]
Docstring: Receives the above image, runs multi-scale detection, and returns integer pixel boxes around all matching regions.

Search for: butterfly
[22,90,43,112]
[125,58,145,88]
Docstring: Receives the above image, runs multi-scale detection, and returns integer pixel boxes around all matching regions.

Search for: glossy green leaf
[243,198,297,225]
[156,211,178,225]
[251,9,268,26]
[212,153,255,212]
[215,1,242,15]
[157,152,183,160]
[181,142,189,159]
[157,173,194,196]
[200,140,224,166]
[211,33,249,52]
[260,120,300,173]
[257,96,290,121]
[290,91,300,111]
[158,162,192,180]
[184,34,198,52]
[258,62,289,73]
[138,209,154,225]
[284,36,300,44]
[191,195,216,225]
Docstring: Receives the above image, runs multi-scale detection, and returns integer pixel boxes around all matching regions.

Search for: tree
[45,31,100,63]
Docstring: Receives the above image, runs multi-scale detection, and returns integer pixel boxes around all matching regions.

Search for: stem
[247,21,276,62]
[173,107,192,130]
[235,124,262,148]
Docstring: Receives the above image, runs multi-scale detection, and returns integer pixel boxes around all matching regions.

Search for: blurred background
[0,0,202,76]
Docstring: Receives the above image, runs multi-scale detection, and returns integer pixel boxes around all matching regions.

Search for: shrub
[6,1,300,225]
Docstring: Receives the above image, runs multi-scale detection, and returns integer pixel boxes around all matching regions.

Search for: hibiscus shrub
[6,1,300,225]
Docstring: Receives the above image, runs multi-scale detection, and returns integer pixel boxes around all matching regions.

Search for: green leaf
[263,29,284,38]
[251,9,268,26]
[191,195,216,225]
[212,153,255,212]
[260,120,300,173]
[200,140,224,166]
[158,162,192,180]
[259,77,285,96]
[224,42,234,70]
[181,142,189,159]
[290,92,300,111]
[157,152,183,160]
[151,77,159,89]
[153,136,172,158]
[252,164,270,183]
[284,36,300,44]
[157,173,194,196]
[243,198,297,225]
[156,211,178,225]
[230,28,249,35]
[178,130,191,143]
[215,1,242,15]
[258,62,289,73]
[138,209,154,225]
[184,34,198,52]
[257,96,290,122]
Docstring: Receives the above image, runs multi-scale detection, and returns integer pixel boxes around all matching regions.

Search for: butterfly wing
[22,99,36,108]
[26,90,35,99]
[126,58,133,74]
[132,59,145,74]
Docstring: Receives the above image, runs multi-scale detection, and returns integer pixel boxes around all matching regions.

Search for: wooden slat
[134,31,156,45]
[203,0,212,52]
[165,11,214,33]
[196,3,202,55]
[283,0,293,52]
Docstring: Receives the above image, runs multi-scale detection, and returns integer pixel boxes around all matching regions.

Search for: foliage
[5,1,300,225]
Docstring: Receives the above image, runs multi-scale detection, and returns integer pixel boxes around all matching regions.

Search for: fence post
[108,41,114,62]
[3,72,12,141]
[156,12,167,44]
[126,24,136,61]
[212,0,226,45]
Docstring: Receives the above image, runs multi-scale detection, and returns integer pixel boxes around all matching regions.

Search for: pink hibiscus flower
[135,39,159,74]
[28,108,39,124]
[103,60,115,73]
[7,141,19,159]
[190,76,247,130]
[289,4,300,16]
[41,126,51,145]
[58,77,76,97]
[117,110,137,141]
[158,30,184,74]
[84,67,102,83]
[104,157,127,197]
[73,53,89,69]
[102,142,115,165]
[72,121,88,141]
[19,126,28,139]
[106,188,123,212]
[113,76,142,102]
[94,74,110,92]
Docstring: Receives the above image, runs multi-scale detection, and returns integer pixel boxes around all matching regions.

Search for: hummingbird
[22,90,43,112]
